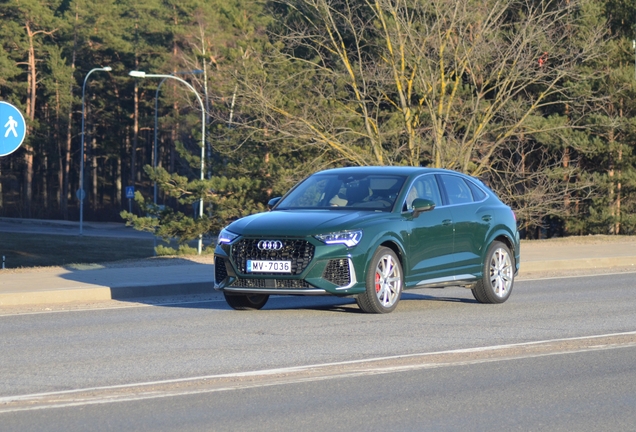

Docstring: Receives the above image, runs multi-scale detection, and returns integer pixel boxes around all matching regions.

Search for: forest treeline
[1,0,636,246]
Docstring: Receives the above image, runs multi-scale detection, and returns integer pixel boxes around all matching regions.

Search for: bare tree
[237,0,606,169]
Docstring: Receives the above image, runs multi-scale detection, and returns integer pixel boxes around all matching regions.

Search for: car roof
[314,166,457,177]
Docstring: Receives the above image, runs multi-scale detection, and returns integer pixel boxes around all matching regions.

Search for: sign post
[126,186,135,213]
[0,101,27,157]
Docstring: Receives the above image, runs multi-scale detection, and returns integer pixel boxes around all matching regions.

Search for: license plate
[247,260,292,273]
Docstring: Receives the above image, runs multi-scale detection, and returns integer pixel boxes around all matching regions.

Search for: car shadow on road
[272,292,477,314]
[121,290,478,314]
[56,261,478,313]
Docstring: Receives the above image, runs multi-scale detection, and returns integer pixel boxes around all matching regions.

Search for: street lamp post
[130,70,206,254]
[79,66,112,236]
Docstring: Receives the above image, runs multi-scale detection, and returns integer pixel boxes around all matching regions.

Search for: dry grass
[0,232,157,269]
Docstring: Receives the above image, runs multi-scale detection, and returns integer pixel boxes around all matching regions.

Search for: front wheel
[471,241,514,304]
[356,247,403,314]
[223,292,269,310]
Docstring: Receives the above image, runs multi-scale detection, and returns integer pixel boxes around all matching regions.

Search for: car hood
[226,209,386,237]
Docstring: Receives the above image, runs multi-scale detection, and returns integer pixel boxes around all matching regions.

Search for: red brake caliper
[375,272,381,293]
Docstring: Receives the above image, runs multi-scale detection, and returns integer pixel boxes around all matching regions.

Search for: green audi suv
[214,166,520,313]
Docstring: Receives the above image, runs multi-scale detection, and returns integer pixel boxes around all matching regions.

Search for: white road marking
[1,331,635,413]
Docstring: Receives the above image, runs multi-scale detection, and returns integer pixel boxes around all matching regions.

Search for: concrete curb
[522,257,636,273]
[2,257,636,307]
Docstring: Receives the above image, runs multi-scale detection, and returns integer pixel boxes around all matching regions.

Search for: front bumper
[214,238,363,296]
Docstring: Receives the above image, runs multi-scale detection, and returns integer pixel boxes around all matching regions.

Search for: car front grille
[231,239,315,275]
[231,278,314,289]
[323,259,351,287]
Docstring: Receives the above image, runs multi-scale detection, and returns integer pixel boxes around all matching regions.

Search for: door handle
[442,219,452,226]
[482,215,492,222]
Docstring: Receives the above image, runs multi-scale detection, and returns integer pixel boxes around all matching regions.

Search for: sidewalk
[522,237,636,272]
[1,232,635,307]
[0,259,215,306]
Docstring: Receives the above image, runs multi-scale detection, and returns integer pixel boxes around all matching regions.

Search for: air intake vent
[323,259,351,287]
[215,257,228,284]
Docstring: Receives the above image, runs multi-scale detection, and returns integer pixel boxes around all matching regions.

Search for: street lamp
[79,66,112,236]
[130,70,206,254]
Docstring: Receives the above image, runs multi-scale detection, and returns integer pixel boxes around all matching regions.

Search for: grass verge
[0,232,157,269]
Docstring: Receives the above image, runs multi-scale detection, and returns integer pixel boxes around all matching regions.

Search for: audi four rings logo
[258,240,284,250]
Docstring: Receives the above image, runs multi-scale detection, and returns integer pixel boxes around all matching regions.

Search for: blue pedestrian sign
[0,101,26,157]
[125,186,135,199]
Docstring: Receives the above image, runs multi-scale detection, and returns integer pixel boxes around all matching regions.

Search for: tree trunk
[131,65,139,189]
[116,156,122,207]
[92,134,98,212]
[24,22,38,218]
[608,127,615,235]
[62,9,78,220]
[124,129,131,204]
[615,101,624,235]
[616,145,622,235]
[171,88,179,174]
[55,84,63,212]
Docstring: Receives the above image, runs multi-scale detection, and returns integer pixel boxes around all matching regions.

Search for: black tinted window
[404,175,442,211]
[440,175,473,205]
[467,180,487,201]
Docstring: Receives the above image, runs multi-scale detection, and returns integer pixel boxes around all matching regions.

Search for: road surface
[1,271,635,431]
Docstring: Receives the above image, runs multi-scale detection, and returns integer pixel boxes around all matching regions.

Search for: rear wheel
[356,247,403,313]
[471,241,514,304]
[223,292,269,310]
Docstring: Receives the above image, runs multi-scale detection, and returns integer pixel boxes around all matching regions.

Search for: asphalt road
[1,272,635,430]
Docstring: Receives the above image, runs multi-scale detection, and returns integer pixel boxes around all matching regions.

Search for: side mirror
[412,198,435,216]
[268,197,282,209]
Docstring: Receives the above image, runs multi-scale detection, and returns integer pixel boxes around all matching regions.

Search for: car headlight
[314,230,363,248]
[218,228,239,245]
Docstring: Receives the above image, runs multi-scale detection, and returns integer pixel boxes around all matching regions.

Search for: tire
[471,241,514,304]
[223,292,269,310]
[356,247,403,313]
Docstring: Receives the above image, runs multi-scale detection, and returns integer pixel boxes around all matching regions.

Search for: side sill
[416,274,477,289]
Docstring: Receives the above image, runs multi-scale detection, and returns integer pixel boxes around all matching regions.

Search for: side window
[404,175,442,211]
[440,175,473,205]
[467,180,487,201]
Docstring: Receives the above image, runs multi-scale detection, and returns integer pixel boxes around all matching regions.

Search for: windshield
[275,173,407,211]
